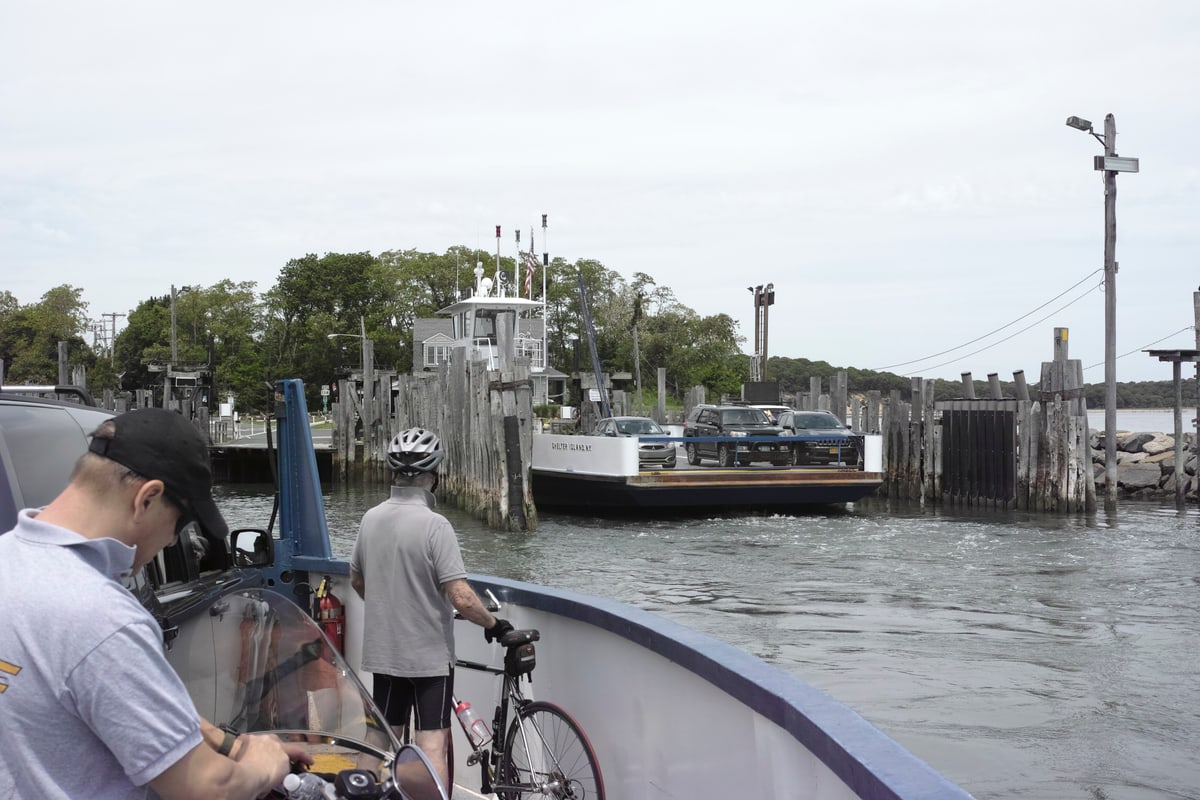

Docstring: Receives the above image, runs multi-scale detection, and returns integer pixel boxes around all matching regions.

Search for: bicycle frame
[453,655,527,796]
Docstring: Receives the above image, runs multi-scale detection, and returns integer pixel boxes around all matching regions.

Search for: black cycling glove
[484,618,514,643]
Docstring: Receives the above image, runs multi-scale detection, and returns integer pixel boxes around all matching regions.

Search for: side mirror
[231,528,274,568]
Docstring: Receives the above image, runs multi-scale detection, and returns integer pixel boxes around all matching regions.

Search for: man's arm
[444,578,496,628]
[350,566,365,599]
[149,721,311,800]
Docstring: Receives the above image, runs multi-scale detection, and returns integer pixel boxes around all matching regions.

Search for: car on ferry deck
[592,415,676,469]
[777,409,862,466]
[682,403,791,467]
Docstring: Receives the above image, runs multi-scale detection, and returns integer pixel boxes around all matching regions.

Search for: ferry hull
[532,468,884,510]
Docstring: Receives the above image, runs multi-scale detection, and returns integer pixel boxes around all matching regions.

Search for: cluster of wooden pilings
[329,313,537,531]
[849,354,1096,511]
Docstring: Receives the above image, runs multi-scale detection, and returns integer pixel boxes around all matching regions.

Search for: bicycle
[452,620,605,800]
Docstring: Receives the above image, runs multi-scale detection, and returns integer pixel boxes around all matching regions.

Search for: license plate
[828,447,839,454]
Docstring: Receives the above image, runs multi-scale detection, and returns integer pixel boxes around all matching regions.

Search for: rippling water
[215,483,1200,800]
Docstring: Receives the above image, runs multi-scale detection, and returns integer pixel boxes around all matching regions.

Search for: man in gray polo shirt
[0,407,309,799]
[351,426,512,790]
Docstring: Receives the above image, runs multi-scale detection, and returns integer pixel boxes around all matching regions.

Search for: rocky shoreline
[1091,428,1197,499]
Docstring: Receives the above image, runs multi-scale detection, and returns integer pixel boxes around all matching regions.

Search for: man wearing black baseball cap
[0,407,310,798]
[86,405,231,563]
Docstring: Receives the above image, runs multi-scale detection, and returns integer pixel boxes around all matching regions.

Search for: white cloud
[2,1,1198,382]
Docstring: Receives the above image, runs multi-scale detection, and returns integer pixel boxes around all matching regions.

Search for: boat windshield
[170,588,444,799]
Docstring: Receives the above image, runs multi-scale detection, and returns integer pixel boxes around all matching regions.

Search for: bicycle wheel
[499,701,604,800]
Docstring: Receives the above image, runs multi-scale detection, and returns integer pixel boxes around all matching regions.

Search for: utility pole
[103,312,125,365]
[748,284,776,383]
[749,286,762,382]
[761,283,774,381]
[170,285,179,365]
[1101,114,1118,509]
[1067,113,1137,510]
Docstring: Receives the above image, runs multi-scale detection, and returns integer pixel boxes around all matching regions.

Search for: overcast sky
[3,2,1197,384]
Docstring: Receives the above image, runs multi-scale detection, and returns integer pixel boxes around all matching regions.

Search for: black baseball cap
[87,407,229,547]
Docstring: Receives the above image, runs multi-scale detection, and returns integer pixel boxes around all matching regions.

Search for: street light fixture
[1067,112,1138,509]
[326,316,372,394]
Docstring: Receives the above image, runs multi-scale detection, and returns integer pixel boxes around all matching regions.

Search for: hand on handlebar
[484,617,514,644]
[233,734,313,797]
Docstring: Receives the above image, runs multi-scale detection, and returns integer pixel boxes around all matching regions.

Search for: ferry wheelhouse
[425,263,566,405]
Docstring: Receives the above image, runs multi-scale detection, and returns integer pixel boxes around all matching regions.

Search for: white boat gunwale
[463,573,973,800]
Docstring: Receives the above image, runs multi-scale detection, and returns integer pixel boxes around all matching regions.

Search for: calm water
[214,480,1200,800]
[1086,409,1196,435]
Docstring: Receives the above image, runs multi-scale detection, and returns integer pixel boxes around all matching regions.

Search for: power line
[911,283,1100,376]
[1083,326,1197,372]
[871,269,1102,372]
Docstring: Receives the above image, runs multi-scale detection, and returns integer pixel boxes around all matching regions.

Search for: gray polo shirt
[0,509,203,799]
[350,486,468,677]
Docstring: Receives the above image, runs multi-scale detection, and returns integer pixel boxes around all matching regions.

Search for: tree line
[1,250,1192,414]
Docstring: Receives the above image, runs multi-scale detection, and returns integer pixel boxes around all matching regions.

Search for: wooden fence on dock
[861,357,1096,512]
[329,311,536,531]
[797,349,1096,511]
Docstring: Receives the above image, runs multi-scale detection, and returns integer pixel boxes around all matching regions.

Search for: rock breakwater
[1091,428,1197,499]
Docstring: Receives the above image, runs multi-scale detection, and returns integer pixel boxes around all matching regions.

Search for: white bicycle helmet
[387,427,445,475]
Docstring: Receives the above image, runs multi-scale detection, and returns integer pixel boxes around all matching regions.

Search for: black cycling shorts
[372,669,453,731]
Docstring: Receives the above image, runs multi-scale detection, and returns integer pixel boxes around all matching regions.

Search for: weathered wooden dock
[208,426,333,483]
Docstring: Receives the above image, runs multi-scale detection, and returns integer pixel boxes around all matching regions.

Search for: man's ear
[132,479,166,515]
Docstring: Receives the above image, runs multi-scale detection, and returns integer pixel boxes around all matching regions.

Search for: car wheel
[686,443,699,466]
[718,443,734,467]
[792,445,807,466]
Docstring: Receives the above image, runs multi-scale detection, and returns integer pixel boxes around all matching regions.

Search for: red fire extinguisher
[315,577,345,655]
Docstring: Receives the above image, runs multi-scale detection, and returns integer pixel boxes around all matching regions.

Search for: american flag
[523,228,537,298]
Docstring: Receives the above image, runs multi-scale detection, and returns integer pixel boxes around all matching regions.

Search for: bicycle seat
[500,629,539,647]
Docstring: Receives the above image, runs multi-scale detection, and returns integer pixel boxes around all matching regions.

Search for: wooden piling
[329,313,537,531]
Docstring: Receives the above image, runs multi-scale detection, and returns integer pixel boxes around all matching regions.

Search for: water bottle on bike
[455,700,493,748]
[280,771,333,800]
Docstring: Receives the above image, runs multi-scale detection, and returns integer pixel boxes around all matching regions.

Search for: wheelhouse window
[472,310,498,343]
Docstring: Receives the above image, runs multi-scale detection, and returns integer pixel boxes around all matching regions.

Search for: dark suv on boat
[683,403,791,467]
[777,409,862,466]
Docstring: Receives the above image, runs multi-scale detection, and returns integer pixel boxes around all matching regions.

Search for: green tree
[262,252,414,409]
[379,247,492,371]
[0,285,92,384]
[115,295,173,402]
[204,280,267,413]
